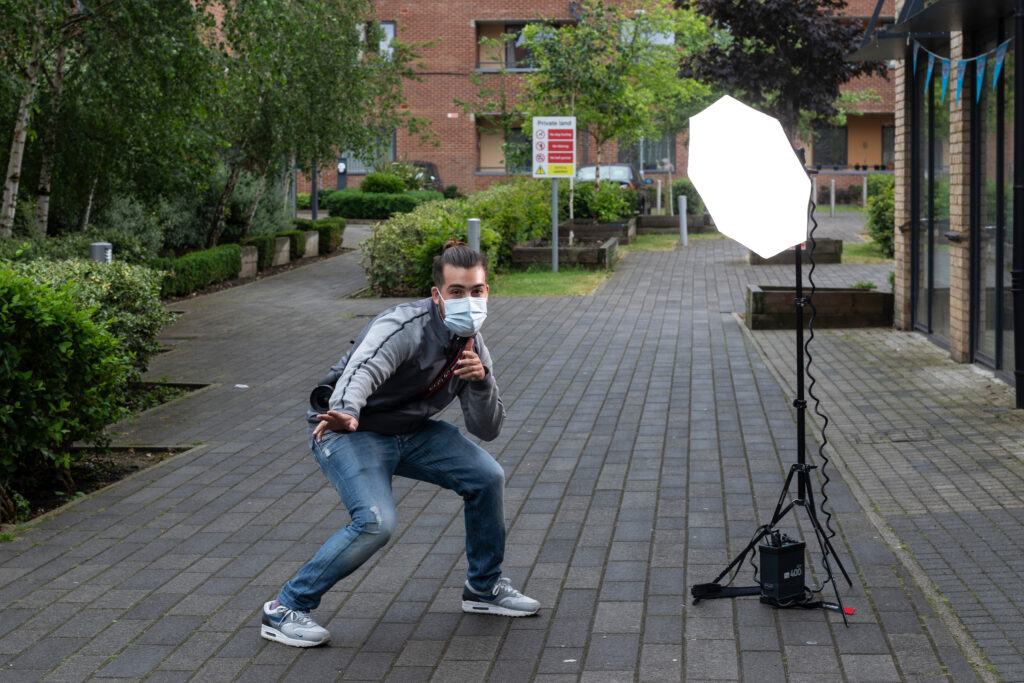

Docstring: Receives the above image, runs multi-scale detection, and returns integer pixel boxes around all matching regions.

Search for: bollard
[656,180,662,213]
[90,242,112,264]
[862,175,868,209]
[678,196,688,247]
[467,218,481,253]
[829,179,836,217]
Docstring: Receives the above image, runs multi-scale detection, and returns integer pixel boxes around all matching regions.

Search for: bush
[865,182,895,257]
[866,173,894,201]
[360,172,406,194]
[570,182,634,221]
[0,269,131,520]
[297,193,311,210]
[93,194,163,258]
[672,177,705,215]
[294,217,346,254]
[277,230,307,260]
[13,259,175,384]
[241,234,276,270]
[443,185,460,199]
[326,188,443,220]
[151,244,242,298]
[0,224,159,265]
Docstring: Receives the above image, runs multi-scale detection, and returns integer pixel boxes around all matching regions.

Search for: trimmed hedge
[671,177,705,215]
[293,217,346,255]
[277,230,306,261]
[326,188,444,220]
[241,234,276,271]
[360,172,406,194]
[0,269,131,521]
[152,244,243,297]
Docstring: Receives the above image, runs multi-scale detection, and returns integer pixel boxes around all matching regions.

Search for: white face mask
[437,292,487,337]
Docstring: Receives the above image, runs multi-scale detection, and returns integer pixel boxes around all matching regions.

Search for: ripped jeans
[277,419,506,612]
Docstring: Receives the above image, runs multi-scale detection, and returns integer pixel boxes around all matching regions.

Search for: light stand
[690,172,854,625]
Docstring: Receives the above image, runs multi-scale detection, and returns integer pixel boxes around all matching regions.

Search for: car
[393,160,444,192]
[575,163,650,213]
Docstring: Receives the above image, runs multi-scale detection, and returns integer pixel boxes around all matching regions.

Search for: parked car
[575,163,650,213]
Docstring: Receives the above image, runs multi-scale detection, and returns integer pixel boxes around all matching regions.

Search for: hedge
[240,234,276,271]
[0,269,131,522]
[152,243,243,297]
[277,230,306,261]
[326,188,444,220]
[293,217,346,255]
[360,172,406,194]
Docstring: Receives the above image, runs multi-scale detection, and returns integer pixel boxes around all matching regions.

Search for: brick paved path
[1,226,1016,681]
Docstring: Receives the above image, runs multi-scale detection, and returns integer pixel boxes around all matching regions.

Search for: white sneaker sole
[260,624,330,647]
[461,599,539,617]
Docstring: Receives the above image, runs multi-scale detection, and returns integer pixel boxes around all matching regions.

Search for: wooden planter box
[511,237,618,270]
[637,213,716,235]
[748,238,843,265]
[745,285,893,330]
[559,217,636,245]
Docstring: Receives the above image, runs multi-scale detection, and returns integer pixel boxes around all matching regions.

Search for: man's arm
[458,337,505,441]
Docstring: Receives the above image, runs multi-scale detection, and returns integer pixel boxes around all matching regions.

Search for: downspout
[1015,0,1024,406]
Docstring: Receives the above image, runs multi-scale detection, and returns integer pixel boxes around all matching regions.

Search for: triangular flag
[993,41,1009,91]
[956,59,968,104]
[976,56,987,102]
[914,42,921,73]
[925,53,935,95]
[940,59,951,103]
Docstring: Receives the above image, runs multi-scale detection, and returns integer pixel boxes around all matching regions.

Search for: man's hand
[454,338,486,382]
[313,410,359,442]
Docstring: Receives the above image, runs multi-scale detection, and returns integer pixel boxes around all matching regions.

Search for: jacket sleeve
[459,334,505,441]
[329,313,421,420]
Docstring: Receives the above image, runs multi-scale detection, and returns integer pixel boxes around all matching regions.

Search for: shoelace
[492,578,523,598]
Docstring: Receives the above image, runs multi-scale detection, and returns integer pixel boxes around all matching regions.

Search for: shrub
[93,194,163,257]
[326,188,443,220]
[241,234,276,270]
[151,244,242,298]
[297,193,311,210]
[0,269,131,521]
[865,182,895,257]
[0,225,158,265]
[277,230,307,260]
[360,172,406,194]
[571,182,634,222]
[866,173,894,201]
[672,177,705,214]
[294,217,346,254]
[444,185,460,199]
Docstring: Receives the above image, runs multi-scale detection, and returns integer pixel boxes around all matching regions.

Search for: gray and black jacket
[306,297,504,446]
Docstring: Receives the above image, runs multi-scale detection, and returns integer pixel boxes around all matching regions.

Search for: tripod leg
[800,476,852,587]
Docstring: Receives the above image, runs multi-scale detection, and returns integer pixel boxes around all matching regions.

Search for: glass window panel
[977,61,1000,363]
[618,132,675,172]
[1003,39,1016,374]
[814,126,847,167]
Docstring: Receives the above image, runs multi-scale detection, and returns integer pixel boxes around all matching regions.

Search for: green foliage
[672,177,705,214]
[444,185,460,199]
[277,230,307,260]
[866,173,894,201]
[0,227,155,265]
[240,234,277,271]
[361,173,408,194]
[865,182,895,258]
[570,183,635,222]
[360,179,558,296]
[92,194,164,257]
[297,193,311,210]
[326,188,444,220]
[0,269,131,521]
[293,217,346,254]
[151,244,243,298]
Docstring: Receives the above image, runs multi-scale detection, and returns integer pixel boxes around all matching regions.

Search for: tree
[519,0,709,188]
[680,0,885,140]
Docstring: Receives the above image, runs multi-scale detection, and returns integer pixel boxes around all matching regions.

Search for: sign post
[532,116,576,272]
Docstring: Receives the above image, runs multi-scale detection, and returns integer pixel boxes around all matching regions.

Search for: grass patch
[843,238,892,264]
[621,234,680,252]
[491,266,611,297]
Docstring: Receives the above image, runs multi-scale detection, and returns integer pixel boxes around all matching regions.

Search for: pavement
[1,213,1022,682]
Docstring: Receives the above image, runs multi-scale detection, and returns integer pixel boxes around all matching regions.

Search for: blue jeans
[277,419,506,611]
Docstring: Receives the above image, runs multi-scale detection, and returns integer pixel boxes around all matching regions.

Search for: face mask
[437,292,487,337]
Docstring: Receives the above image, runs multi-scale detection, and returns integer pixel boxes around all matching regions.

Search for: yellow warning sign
[536,166,546,174]
[547,164,574,176]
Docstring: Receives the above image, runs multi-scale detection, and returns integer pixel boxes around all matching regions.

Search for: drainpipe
[1015,0,1024,407]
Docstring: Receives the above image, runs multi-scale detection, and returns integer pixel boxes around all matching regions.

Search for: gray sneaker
[260,601,330,647]
[461,578,540,617]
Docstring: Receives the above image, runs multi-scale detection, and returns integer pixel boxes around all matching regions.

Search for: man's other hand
[454,338,486,382]
[313,410,359,442]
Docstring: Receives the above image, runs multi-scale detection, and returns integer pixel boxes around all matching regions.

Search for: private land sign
[532,116,576,178]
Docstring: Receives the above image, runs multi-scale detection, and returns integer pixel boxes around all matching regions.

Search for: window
[359,21,395,58]
[476,21,558,71]
[341,132,395,175]
[618,132,676,172]
[881,124,895,167]
[476,117,529,174]
[505,23,536,69]
[813,126,847,167]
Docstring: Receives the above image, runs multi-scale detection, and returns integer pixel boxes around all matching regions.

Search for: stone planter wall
[745,284,893,329]
[272,236,291,267]
[240,245,259,279]
[748,238,843,265]
[637,213,716,235]
[511,237,618,270]
[559,217,636,245]
[303,231,319,258]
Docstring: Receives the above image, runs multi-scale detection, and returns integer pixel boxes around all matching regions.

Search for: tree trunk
[1,55,42,237]
[77,175,98,231]
[208,163,242,248]
[34,46,69,236]
[241,172,267,239]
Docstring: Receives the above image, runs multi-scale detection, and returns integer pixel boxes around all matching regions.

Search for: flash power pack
[759,531,806,605]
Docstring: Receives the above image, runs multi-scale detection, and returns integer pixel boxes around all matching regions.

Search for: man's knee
[352,505,396,548]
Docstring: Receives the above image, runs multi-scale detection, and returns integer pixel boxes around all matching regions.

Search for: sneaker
[260,601,330,647]
[461,578,540,617]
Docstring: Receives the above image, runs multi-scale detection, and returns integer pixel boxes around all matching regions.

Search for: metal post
[1014,0,1024,406]
[863,175,869,209]
[467,218,481,253]
[657,180,662,213]
[829,179,836,217]
[678,195,688,246]
[552,178,559,273]
[311,160,319,221]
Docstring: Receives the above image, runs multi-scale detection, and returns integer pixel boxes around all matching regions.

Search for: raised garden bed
[745,284,893,329]
[559,217,636,245]
[511,237,618,271]
[748,238,842,265]
[637,213,716,235]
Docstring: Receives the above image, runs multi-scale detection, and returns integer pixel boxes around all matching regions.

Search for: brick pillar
[893,15,913,331]
[948,32,972,362]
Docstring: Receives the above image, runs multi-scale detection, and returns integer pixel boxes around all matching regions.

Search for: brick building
[852,0,1021,403]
